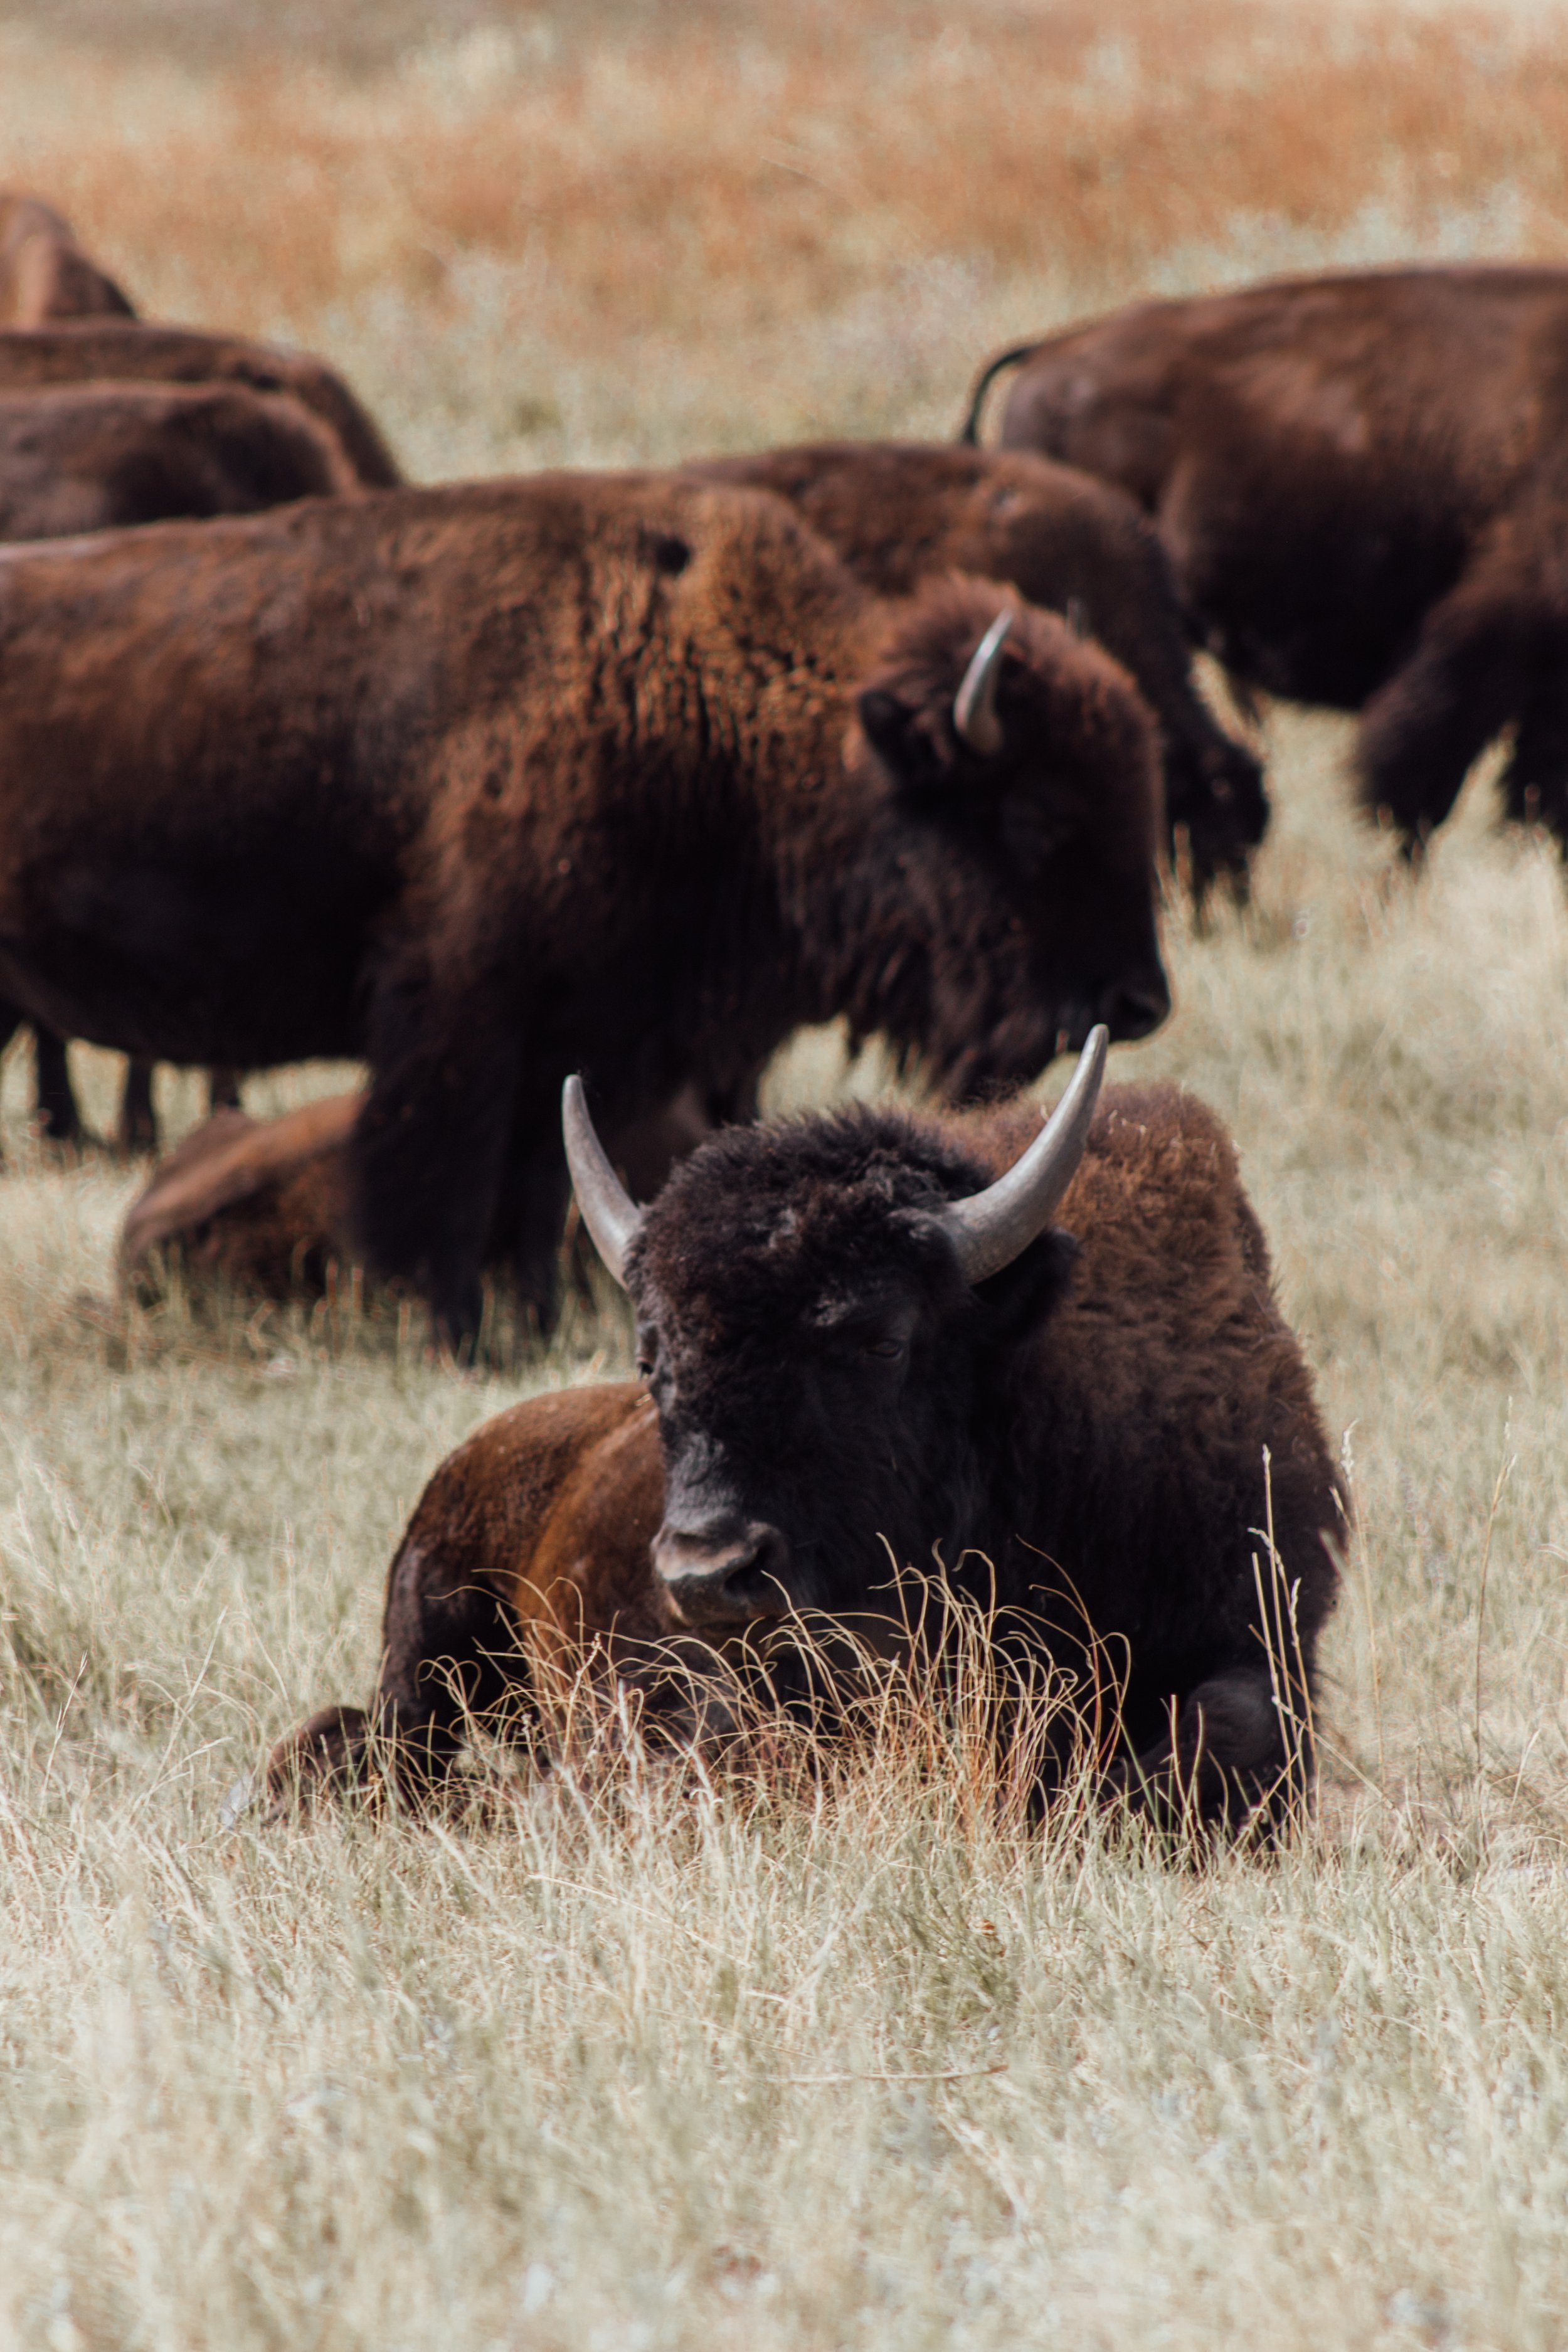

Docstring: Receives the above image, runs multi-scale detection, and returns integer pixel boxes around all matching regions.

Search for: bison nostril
[652,1519,792,1626]
[1100,977,1170,1041]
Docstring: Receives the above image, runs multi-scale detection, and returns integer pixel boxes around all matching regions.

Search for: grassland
[6,0,1568,2344]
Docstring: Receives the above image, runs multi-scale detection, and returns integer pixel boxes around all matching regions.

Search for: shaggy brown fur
[0,382,368,1157]
[685,440,1266,892]
[0,193,134,328]
[267,1084,1340,1837]
[0,320,400,489]
[965,266,1568,850]
[0,472,1167,1342]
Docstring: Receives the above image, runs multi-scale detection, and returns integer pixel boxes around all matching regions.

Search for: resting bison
[120,1093,360,1300]
[117,1084,733,1307]
[266,1037,1342,1836]
[0,193,134,328]
[0,471,1168,1342]
[0,381,369,1153]
[962,266,1568,850]
[686,440,1266,893]
[0,320,400,491]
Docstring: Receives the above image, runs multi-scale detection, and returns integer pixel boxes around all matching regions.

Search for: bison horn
[953,610,1011,756]
[939,1025,1108,1283]
[562,1076,644,1287]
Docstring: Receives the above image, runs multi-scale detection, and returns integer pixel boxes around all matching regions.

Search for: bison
[265,1036,1342,1836]
[685,440,1266,894]
[120,1093,361,1301]
[0,380,372,1153]
[117,1084,733,1308]
[962,265,1568,852]
[0,319,400,491]
[0,193,134,329]
[0,470,1168,1343]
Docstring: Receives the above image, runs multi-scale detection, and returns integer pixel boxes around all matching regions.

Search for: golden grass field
[8,0,1568,2343]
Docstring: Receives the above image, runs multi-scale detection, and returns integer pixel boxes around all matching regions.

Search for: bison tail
[956,340,1041,445]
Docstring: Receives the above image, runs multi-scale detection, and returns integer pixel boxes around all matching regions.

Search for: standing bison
[0,472,1167,1342]
[0,379,373,1152]
[963,266,1568,850]
[686,440,1266,893]
[266,1037,1342,1838]
[0,193,134,329]
[0,320,400,490]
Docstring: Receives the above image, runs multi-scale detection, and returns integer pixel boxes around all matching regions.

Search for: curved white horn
[562,1076,644,1288]
[939,1026,1108,1283]
[953,610,1011,756]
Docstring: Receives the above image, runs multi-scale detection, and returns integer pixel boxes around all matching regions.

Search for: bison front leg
[34,1027,87,1145]
[1355,578,1522,849]
[352,966,525,1351]
[1120,1663,1313,1842]
[118,1058,159,1154]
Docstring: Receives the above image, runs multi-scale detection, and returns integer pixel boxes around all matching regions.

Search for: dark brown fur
[0,382,368,1155]
[685,440,1266,891]
[0,194,134,329]
[0,320,400,489]
[967,265,1568,848]
[0,472,1166,1342]
[268,1085,1341,1836]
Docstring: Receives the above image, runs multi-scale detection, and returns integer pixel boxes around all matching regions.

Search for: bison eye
[862,1337,903,1360]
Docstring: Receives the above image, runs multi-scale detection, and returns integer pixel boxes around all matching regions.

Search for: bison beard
[0,472,1167,1344]
[265,1051,1342,1841]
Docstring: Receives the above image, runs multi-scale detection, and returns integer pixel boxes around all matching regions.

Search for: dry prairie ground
[6,1,1568,2346]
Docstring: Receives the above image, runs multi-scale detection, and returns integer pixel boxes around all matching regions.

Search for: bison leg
[262,1704,373,1813]
[34,1027,87,1145]
[117,1059,159,1154]
[1498,694,1568,843]
[1355,583,1522,848]
[1120,1663,1311,1841]
[352,973,524,1350]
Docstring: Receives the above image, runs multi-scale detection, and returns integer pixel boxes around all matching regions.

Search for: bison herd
[8,191,1553,1840]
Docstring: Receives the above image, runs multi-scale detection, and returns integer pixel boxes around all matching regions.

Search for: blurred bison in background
[265,1040,1342,1840]
[687,440,1266,894]
[964,266,1568,852]
[0,380,373,1155]
[0,380,364,541]
[120,1094,360,1301]
[0,319,400,489]
[0,471,1167,1344]
[0,193,134,328]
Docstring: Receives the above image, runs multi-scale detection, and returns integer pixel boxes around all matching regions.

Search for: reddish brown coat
[0,319,400,488]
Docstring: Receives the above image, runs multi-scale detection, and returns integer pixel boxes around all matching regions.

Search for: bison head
[836,580,1168,1093]
[563,1037,1103,1635]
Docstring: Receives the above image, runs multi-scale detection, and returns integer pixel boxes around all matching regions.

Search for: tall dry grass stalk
[4,0,1568,2341]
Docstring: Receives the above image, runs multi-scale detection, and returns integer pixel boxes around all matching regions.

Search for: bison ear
[857,686,954,797]
[971,1226,1079,1345]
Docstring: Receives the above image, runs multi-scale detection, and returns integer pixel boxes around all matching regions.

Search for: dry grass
[5,1,1568,2344]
